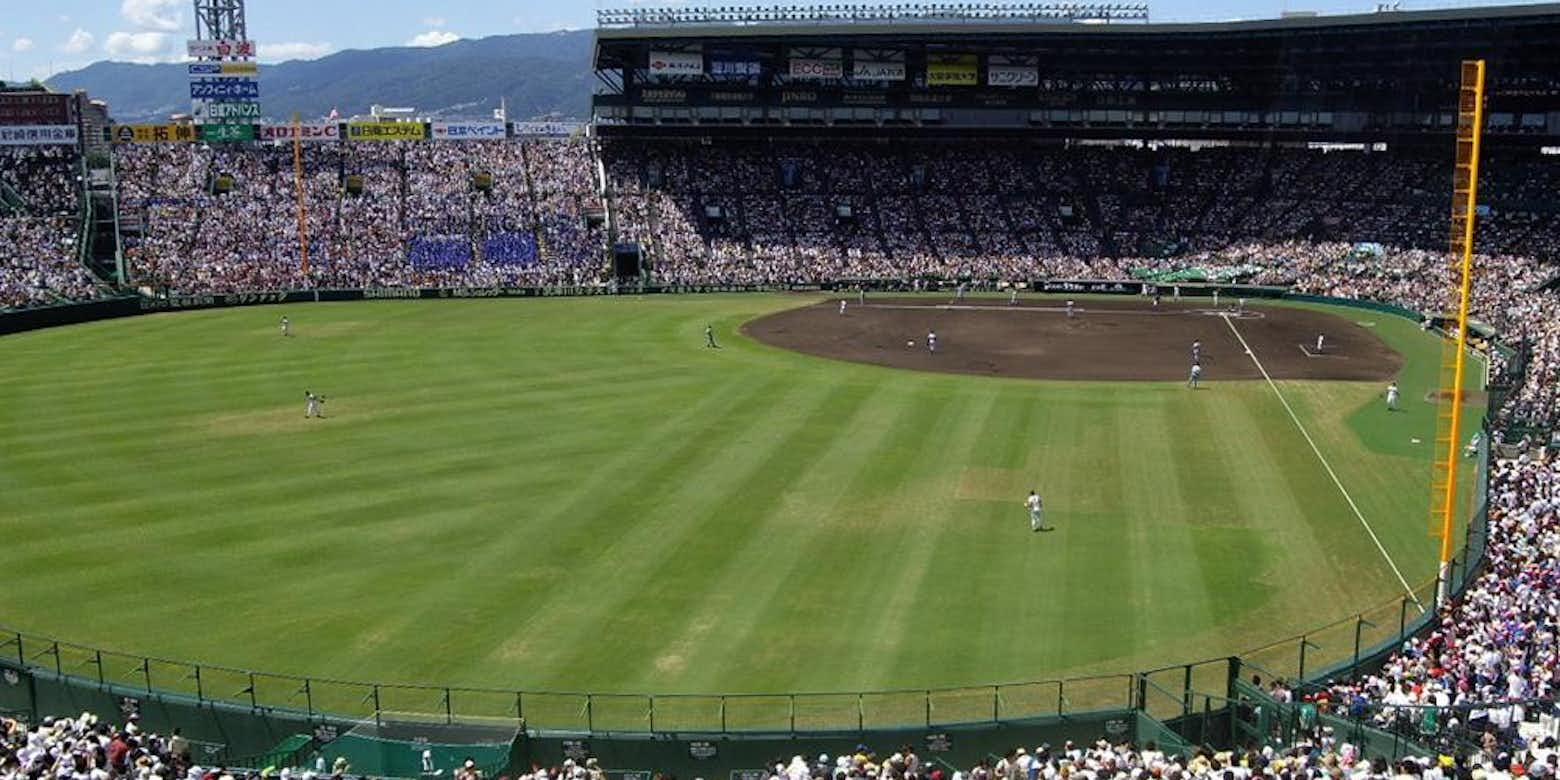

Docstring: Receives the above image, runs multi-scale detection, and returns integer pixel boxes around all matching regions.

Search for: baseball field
[0,293,1477,713]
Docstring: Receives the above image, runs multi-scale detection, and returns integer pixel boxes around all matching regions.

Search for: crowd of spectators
[0,147,100,310]
[743,734,1558,780]
[2,712,200,780]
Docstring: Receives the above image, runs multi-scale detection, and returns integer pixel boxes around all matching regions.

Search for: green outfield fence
[0,280,1524,773]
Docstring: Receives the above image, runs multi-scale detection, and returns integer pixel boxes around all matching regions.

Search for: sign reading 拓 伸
[187,39,256,59]
[190,79,260,100]
[0,125,79,146]
[431,122,506,140]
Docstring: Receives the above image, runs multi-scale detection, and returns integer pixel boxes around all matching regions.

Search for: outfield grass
[0,294,1477,710]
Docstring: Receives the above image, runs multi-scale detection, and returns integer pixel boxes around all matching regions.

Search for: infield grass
[0,294,1477,723]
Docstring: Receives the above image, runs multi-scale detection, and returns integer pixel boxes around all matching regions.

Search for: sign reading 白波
[187,39,256,59]
[431,122,506,140]
[648,50,703,77]
[0,125,79,146]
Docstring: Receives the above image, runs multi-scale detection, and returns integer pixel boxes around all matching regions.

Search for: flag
[328,107,339,120]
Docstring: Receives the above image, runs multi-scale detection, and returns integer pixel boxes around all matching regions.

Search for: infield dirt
[743,297,1403,382]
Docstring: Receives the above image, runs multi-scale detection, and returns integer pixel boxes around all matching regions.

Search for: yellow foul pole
[1433,60,1485,604]
[293,112,310,277]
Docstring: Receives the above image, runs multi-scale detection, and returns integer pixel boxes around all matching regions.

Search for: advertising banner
[186,39,256,59]
[188,62,260,78]
[198,123,255,142]
[850,61,905,81]
[648,51,704,77]
[0,125,79,146]
[0,93,73,126]
[987,64,1039,87]
[112,124,197,144]
[259,123,340,142]
[190,79,260,100]
[431,121,506,140]
[789,58,844,80]
[709,59,761,77]
[926,55,978,86]
[346,122,427,141]
[511,121,583,137]
[193,100,262,121]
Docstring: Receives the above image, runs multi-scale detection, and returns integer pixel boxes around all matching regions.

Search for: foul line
[1220,314,1425,612]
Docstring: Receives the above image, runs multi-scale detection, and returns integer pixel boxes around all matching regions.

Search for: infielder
[304,391,325,419]
[705,324,719,349]
[1009,287,1018,306]
[1026,490,1047,532]
[927,330,937,354]
[1188,362,1203,389]
[857,287,866,305]
[1066,299,1076,319]
[1315,333,1326,353]
[280,315,290,337]
[954,283,967,302]
[839,299,847,316]
[1386,382,1400,411]
[1212,289,1220,309]
[1191,340,1202,362]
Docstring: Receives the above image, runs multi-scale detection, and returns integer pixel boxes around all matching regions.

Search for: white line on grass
[1220,314,1425,612]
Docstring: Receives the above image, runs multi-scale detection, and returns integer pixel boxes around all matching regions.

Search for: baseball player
[1315,333,1326,353]
[1009,287,1018,306]
[705,324,719,349]
[1466,431,1482,458]
[954,283,967,303]
[280,315,291,337]
[927,330,937,354]
[1191,340,1202,363]
[1237,298,1247,314]
[1065,299,1076,319]
[839,299,847,316]
[304,391,325,419]
[857,287,866,305]
[1212,289,1220,309]
[1026,490,1047,532]
[1188,362,1202,389]
[1386,382,1400,411]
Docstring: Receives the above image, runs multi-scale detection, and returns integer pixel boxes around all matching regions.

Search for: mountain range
[44,29,596,123]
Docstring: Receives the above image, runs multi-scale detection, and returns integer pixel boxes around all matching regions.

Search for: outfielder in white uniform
[305,391,325,419]
[280,316,290,337]
[1386,382,1400,411]
[1026,490,1047,532]
[839,299,847,316]
[1188,363,1202,389]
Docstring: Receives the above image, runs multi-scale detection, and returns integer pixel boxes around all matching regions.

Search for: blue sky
[0,0,1548,83]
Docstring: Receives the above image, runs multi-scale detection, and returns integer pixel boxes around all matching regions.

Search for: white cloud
[259,41,334,62]
[407,30,459,47]
[103,30,174,61]
[120,0,181,32]
[13,37,34,53]
[61,28,95,54]
[422,16,447,27]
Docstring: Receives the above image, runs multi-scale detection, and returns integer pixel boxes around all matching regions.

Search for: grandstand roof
[594,2,1560,40]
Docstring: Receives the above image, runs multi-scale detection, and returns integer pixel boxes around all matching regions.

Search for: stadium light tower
[193,0,248,42]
